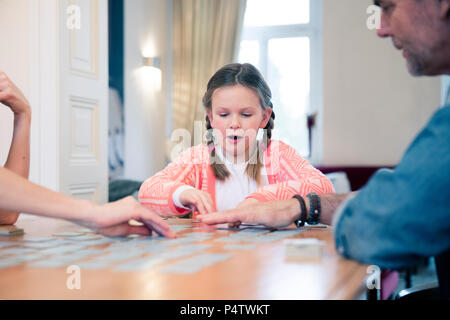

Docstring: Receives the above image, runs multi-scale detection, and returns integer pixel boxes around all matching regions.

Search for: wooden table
[0,216,368,300]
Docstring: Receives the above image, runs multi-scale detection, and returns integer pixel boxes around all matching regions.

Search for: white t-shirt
[173,146,269,212]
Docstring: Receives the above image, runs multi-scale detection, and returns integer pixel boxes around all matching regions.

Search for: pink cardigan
[139,140,334,216]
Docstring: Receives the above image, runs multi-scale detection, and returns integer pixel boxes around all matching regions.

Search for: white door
[58,0,109,203]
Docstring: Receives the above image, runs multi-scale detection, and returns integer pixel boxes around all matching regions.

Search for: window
[238,0,322,158]
[443,76,450,106]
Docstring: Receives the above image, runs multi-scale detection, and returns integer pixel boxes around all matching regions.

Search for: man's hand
[199,193,351,228]
[227,198,259,228]
[197,198,301,229]
[75,196,177,238]
[0,71,31,117]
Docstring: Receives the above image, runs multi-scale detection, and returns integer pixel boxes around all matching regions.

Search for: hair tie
[208,145,216,152]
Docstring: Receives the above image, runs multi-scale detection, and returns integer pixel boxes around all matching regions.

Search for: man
[198,0,450,290]
[0,71,175,238]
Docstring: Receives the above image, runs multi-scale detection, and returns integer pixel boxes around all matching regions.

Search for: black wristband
[292,195,307,228]
[306,192,321,225]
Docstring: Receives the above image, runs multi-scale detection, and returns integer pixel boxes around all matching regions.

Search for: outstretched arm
[0,167,176,238]
[197,193,351,228]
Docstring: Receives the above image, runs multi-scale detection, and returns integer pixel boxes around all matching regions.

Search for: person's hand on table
[179,188,214,215]
[74,196,177,238]
[197,198,300,229]
[226,198,258,228]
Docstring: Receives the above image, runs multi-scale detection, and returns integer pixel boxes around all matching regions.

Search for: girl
[139,63,334,216]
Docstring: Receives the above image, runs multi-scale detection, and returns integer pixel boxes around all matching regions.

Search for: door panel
[60,0,108,203]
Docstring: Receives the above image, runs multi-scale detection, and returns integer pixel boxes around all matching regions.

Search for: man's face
[375,0,445,76]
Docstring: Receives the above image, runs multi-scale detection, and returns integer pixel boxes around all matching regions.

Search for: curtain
[172,0,247,141]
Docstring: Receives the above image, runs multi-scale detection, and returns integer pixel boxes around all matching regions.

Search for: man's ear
[439,0,450,20]
[259,107,272,129]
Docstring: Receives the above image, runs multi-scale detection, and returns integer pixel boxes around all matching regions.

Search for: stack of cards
[0,226,24,237]
[284,238,325,260]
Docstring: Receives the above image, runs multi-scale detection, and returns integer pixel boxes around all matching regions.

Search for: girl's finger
[194,197,208,216]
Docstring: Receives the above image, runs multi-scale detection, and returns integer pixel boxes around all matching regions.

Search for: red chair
[381,270,400,300]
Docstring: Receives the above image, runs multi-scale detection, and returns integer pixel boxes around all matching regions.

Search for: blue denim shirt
[334,102,450,270]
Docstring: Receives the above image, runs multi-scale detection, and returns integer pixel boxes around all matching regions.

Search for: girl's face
[206,84,272,161]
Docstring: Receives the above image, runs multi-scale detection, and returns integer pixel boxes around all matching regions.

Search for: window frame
[239,0,323,161]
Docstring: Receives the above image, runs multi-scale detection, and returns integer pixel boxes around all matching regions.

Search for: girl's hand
[179,189,214,215]
[0,71,31,117]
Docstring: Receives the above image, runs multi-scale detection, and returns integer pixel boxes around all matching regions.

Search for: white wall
[443,76,450,105]
[1,0,110,200]
[0,0,47,191]
[319,0,441,166]
[124,0,169,181]
[0,0,31,167]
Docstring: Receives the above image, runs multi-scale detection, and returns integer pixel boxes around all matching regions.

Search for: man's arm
[0,167,176,238]
[198,193,351,228]
[0,71,31,224]
[334,107,450,270]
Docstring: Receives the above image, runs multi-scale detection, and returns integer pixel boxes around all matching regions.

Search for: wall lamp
[143,56,161,69]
